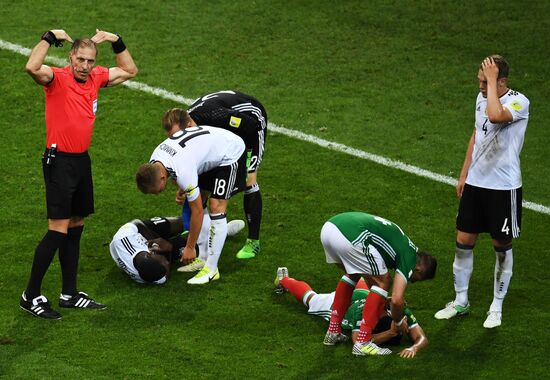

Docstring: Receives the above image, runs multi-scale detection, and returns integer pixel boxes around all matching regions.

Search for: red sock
[357,286,387,343]
[355,278,369,290]
[280,277,313,304]
[328,276,357,333]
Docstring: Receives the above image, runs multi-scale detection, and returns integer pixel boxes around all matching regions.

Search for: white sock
[197,209,210,261]
[205,214,227,272]
[489,246,513,312]
[453,243,474,306]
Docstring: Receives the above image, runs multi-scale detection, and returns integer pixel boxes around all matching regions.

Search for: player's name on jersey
[159,143,177,157]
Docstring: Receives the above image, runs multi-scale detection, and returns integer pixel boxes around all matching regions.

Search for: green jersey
[341,289,418,331]
[329,212,418,281]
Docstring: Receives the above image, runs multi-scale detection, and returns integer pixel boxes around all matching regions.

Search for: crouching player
[275,268,428,358]
[321,212,437,356]
[110,216,244,284]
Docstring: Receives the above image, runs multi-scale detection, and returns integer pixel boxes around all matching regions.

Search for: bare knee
[456,230,477,247]
[209,199,228,214]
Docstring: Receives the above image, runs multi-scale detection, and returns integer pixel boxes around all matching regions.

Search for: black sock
[25,230,67,299]
[59,226,83,296]
[243,186,262,240]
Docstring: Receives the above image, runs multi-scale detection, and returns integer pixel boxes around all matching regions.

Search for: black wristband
[41,31,63,47]
[111,34,126,54]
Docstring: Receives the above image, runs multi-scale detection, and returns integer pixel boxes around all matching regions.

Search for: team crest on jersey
[229,116,241,128]
[510,100,522,111]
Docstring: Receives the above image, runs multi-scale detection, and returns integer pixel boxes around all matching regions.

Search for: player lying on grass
[110,216,244,284]
[274,268,428,358]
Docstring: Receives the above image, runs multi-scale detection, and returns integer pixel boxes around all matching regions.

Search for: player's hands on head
[389,321,401,336]
[91,29,119,44]
[180,246,197,264]
[50,29,73,43]
[399,347,417,358]
[481,57,499,81]
[148,238,172,253]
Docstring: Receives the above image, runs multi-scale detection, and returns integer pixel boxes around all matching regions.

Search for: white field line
[2,38,549,216]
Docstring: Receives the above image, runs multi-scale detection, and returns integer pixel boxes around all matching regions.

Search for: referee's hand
[91,29,119,44]
[50,29,73,43]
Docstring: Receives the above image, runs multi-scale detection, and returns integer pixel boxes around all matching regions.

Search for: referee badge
[229,116,242,128]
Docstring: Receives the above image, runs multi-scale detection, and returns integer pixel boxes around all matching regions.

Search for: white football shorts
[321,221,388,276]
[306,291,335,321]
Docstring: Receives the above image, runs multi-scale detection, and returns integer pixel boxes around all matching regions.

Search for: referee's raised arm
[25,29,73,86]
[91,29,138,87]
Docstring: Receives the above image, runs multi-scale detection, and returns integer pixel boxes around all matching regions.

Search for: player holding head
[110,217,186,284]
[136,117,247,285]
[435,55,529,328]
[320,212,436,356]
[110,216,246,284]
[164,90,268,260]
[274,268,429,358]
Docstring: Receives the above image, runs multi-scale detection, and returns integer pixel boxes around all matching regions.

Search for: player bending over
[321,212,436,356]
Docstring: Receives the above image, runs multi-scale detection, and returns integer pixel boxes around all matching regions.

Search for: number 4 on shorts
[501,218,510,235]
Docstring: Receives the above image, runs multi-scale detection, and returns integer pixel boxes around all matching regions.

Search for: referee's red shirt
[43,66,110,153]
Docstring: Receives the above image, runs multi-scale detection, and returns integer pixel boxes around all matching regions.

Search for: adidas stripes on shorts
[321,221,388,276]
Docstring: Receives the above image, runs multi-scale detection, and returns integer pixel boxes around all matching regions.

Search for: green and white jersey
[341,289,418,331]
[329,212,418,281]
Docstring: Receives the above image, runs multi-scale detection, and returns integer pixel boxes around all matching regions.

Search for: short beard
[72,66,88,83]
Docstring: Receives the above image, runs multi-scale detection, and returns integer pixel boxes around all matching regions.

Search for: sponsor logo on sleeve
[510,100,522,111]
[229,116,242,128]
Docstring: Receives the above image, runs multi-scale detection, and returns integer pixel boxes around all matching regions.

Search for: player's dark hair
[133,252,167,283]
[70,38,97,56]
[162,108,192,132]
[480,54,509,79]
[136,163,160,194]
[417,251,437,280]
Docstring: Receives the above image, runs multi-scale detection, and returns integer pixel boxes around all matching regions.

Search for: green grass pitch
[1,1,549,379]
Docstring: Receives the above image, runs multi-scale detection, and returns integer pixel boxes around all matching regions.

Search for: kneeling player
[274,268,428,358]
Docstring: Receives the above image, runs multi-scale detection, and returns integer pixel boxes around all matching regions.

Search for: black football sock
[25,230,67,299]
[243,184,262,240]
[59,226,83,296]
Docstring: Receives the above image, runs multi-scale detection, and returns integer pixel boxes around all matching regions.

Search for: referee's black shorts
[42,150,94,219]
[456,183,522,241]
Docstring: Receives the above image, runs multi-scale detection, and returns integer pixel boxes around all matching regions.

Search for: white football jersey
[149,126,245,202]
[109,223,167,285]
[466,89,529,190]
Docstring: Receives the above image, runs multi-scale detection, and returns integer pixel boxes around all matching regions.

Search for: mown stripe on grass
[2,38,549,216]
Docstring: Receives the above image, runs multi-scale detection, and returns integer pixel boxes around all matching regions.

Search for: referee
[20,29,138,319]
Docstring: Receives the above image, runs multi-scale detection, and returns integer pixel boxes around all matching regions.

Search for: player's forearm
[390,299,405,323]
[408,333,428,353]
[371,329,399,345]
[485,80,507,123]
[25,40,50,73]
[185,208,204,248]
[459,131,475,179]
